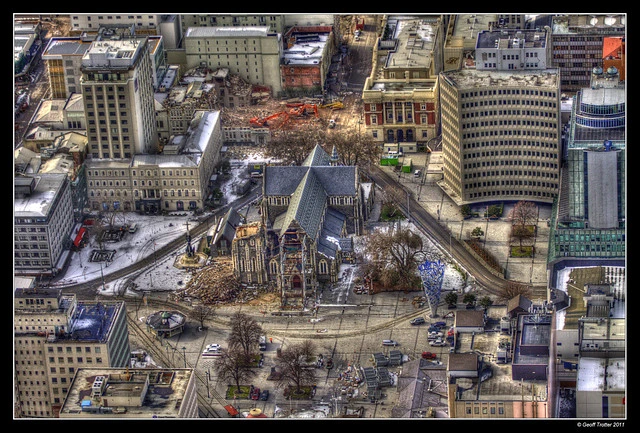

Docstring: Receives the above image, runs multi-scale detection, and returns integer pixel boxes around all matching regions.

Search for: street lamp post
[182,346,187,368]
[205,370,211,398]
[484,205,489,248]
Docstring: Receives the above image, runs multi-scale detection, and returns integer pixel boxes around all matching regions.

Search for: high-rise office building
[81,37,158,159]
[439,68,561,206]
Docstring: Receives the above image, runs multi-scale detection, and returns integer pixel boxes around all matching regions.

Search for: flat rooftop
[59,368,194,418]
[42,37,92,57]
[14,173,66,218]
[185,26,271,38]
[577,357,625,391]
[283,31,329,66]
[441,68,559,89]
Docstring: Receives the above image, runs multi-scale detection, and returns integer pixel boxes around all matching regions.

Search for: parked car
[259,389,270,401]
[432,321,446,328]
[250,387,261,400]
[421,351,437,360]
[428,331,444,340]
[429,338,447,347]
[202,343,222,356]
[410,317,426,326]
[382,339,399,346]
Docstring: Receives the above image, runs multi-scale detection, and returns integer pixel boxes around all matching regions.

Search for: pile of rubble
[172,258,240,304]
[172,257,278,306]
[219,99,284,127]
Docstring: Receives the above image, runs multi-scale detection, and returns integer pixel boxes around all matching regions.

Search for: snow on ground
[56,151,467,302]
[54,150,622,315]
[356,219,468,294]
[55,156,269,297]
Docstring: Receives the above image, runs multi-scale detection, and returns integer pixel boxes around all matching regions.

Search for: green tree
[462,293,477,307]
[479,296,494,310]
[471,227,484,240]
[460,204,472,218]
[445,292,459,307]
[487,204,502,218]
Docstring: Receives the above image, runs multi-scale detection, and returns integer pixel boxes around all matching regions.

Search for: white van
[128,223,138,233]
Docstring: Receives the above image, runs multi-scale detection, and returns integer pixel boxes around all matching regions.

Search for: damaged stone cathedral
[230,144,369,309]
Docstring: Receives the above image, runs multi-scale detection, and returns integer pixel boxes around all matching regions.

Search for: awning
[224,405,239,417]
[73,227,86,247]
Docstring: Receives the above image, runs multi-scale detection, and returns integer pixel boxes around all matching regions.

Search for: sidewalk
[380,151,551,299]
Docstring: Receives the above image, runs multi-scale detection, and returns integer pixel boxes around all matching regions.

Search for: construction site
[220,98,346,132]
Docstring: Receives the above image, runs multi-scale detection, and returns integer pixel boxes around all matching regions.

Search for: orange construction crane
[249,111,290,128]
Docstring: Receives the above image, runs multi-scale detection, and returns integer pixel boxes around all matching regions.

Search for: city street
[128,281,457,418]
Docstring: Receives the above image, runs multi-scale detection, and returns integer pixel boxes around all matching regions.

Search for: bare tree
[274,340,317,396]
[265,128,321,166]
[509,201,538,252]
[212,346,257,394]
[497,281,533,304]
[379,184,407,219]
[510,224,534,252]
[325,129,381,167]
[361,226,428,291]
[227,312,263,358]
[188,304,215,330]
[509,200,538,229]
[86,217,107,251]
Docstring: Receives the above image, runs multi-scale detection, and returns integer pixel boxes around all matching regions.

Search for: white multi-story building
[85,110,223,214]
[14,174,74,276]
[475,28,552,71]
[14,288,130,418]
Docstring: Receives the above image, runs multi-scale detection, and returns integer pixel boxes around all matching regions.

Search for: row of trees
[197,310,319,396]
[265,124,381,167]
[443,279,533,308]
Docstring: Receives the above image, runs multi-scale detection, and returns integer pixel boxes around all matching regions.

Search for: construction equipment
[249,104,318,129]
[288,104,318,117]
[249,111,290,128]
[319,101,343,110]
